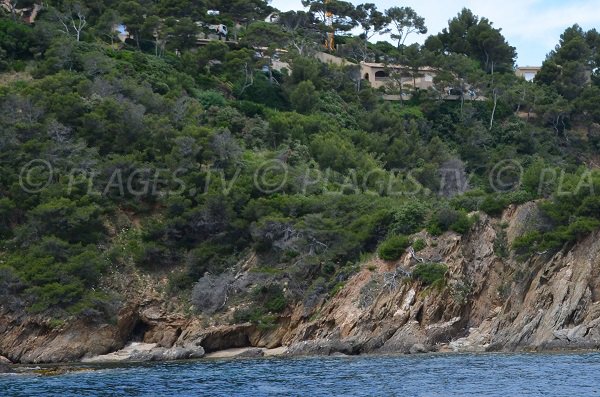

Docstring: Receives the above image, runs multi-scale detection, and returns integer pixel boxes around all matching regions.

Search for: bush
[231,284,287,328]
[133,241,170,269]
[428,208,475,235]
[450,211,477,234]
[426,223,443,236]
[513,217,600,256]
[412,238,427,252]
[290,81,318,114]
[479,195,507,216]
[412,263,448,286]
[254,284,287,313]
[478,191,530,217]
[390,202,428,235]
[433,207,460,230]
[196,90,226,108]
[378,235,410,260]
[451,190,486,212]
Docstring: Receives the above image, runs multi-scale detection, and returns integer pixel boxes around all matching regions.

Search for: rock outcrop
[82,342,205,363]
[280,204,600,355]
[2,202,600,363]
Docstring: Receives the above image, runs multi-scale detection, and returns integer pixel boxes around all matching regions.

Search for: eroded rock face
[0,310,124,364]
[279,204,600,355]
[178,323,255,353]
[0,300,191,364]
[3,202,600,362]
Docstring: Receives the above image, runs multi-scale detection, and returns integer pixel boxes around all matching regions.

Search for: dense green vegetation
[378,235,410,261]
[412,263,448,287]
[1,1,599,319]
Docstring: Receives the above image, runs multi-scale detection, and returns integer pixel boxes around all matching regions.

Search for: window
[375,71,388,80]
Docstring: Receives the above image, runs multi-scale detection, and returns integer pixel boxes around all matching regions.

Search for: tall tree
[141,15,165,55]
[208,0,273,23]
[277,10,319,55]
[384,6,427,49]
[302,0,357,36]
[54,2,89,42]
[95,9,122,45]
[242,22,289,83]
[354,3,389,41]
[466,18,515,75]
[118,1,145,48]
[426,8,515,74]
[537,25,596,100]
[167,17,200,51]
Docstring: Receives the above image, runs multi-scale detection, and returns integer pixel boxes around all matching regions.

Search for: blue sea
[2,352,599,396]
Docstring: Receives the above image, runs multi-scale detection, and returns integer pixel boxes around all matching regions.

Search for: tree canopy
[0,2,599,327]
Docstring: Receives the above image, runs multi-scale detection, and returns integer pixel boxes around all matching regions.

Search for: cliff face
[281,202,600,355]
[2,202,600,363]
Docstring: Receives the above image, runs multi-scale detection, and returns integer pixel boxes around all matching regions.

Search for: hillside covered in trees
[1,0,600,335]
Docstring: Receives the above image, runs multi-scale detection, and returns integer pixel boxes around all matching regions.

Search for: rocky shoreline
[3,203,600,368]
[3,345,600,377]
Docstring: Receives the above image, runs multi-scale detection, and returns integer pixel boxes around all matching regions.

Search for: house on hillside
[515,66,542,81]
[314,51,485,100]
[361,62,437,91]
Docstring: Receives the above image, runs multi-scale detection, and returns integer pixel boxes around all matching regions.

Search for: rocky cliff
[281,202,600,355]
[2,202,600,364]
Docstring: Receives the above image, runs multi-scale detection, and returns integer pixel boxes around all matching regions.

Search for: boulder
[84,342,205,363]
[284,338,362,357]
[233,348,265,358]
[409,344,428,354]
[132,346,205,361]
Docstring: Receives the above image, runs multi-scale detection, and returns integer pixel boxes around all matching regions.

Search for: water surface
[2,352,599,396]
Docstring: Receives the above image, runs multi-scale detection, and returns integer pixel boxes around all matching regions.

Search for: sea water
[2,352,599,396]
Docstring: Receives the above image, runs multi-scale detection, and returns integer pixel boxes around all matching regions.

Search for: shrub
[450,211,477,234]
[412,238,427,252]
[232,307,263,324]
[412,263,448,286]
[451,190,486,212]
[133,241,170,269]
[512,231,542,255]
[494,230,509,258]
[428,208,475,235]
[27,281,86,313]
[390,202,428,235]
[479,195,507,216]
[290,81,317,114]
[426,223,443,236]
[513,217,600,256]
[254,284,287,313]
[231,284,287,328]
[378,235,410,260]
[433,207,460,230]
[478,191,529,217]
[196,90,226,108]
